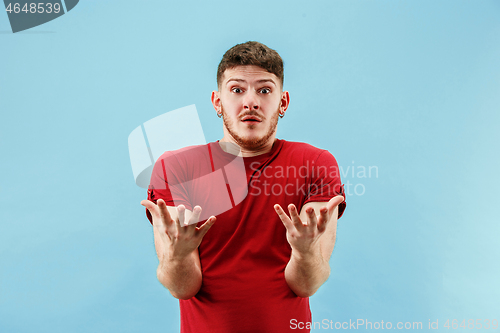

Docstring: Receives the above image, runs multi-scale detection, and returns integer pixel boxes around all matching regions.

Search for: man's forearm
[284,247,330,298]
[157,251,202,300]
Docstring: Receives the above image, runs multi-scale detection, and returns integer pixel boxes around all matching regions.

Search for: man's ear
[279,91,290,114]
[211,91,221,112]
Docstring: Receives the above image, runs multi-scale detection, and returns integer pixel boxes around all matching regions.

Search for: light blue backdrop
[1,0,499,332]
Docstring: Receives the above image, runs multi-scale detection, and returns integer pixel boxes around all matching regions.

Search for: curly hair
[217,41,284,89]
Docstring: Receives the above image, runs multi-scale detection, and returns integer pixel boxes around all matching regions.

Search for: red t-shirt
[146,139,346,333]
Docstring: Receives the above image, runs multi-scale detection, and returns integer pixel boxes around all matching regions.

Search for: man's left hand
[274,195,344,257]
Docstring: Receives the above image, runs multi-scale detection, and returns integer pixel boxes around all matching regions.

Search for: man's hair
[217,41,284,89]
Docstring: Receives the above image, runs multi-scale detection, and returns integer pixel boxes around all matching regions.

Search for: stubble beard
[221,105,280,150]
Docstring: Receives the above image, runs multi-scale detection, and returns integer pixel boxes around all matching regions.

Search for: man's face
[212,65,289,150]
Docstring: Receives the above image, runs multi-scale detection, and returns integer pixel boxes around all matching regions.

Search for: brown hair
[217,41,284,89]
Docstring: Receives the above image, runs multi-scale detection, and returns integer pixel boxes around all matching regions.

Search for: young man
[142,41,346,332]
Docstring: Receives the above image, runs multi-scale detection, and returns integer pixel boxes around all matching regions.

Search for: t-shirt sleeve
[145,152,192,225]
[303,150,346,219]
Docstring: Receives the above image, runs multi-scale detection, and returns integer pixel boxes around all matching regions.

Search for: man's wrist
[163,249,196,266]
[157,251,199,283]
[290,245,323,263]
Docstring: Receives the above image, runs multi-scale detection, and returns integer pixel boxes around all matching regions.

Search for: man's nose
[243,91,259,110]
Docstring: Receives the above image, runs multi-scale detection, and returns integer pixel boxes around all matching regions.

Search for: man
[142,41,346,332]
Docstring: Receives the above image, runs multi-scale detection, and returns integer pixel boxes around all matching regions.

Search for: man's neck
[219,137,277,157]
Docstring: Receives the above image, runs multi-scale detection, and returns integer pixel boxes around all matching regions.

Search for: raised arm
[141,199,216,300]
[274,195,343,297]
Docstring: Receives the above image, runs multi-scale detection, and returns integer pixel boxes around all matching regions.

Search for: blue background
[1,0,499,332]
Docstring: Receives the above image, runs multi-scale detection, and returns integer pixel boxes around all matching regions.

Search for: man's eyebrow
[256,79,276,85]
[225,78,277,86]
[226,79,246,85]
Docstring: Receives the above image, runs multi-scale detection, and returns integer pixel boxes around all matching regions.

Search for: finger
[157,199,175,234]
[177,205,186,226]
[305,206,318,229]
[188,206,203,226]
[274,204,294,230]
[141,199,159,219]
[182,205,203,237]
[326,195,344,215]
[172,204,189,237]
[317,206,329,232]
[288,204,304,228]
[196,216,216,239]
[326,195,344,210]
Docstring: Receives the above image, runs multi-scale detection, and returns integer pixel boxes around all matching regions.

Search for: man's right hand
[141,199,216,261]
[141,199,216,299]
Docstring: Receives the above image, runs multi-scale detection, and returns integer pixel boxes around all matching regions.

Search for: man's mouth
[241,115,262,123]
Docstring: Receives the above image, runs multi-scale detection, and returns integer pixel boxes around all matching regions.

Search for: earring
[279,112,284,119]
[217,112,222,118]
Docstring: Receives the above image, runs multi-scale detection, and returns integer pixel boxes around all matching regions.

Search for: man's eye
[260,88,271,94]
[232,88,242,93]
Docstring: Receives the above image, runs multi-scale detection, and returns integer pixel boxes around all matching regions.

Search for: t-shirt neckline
[211,139,284,161]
